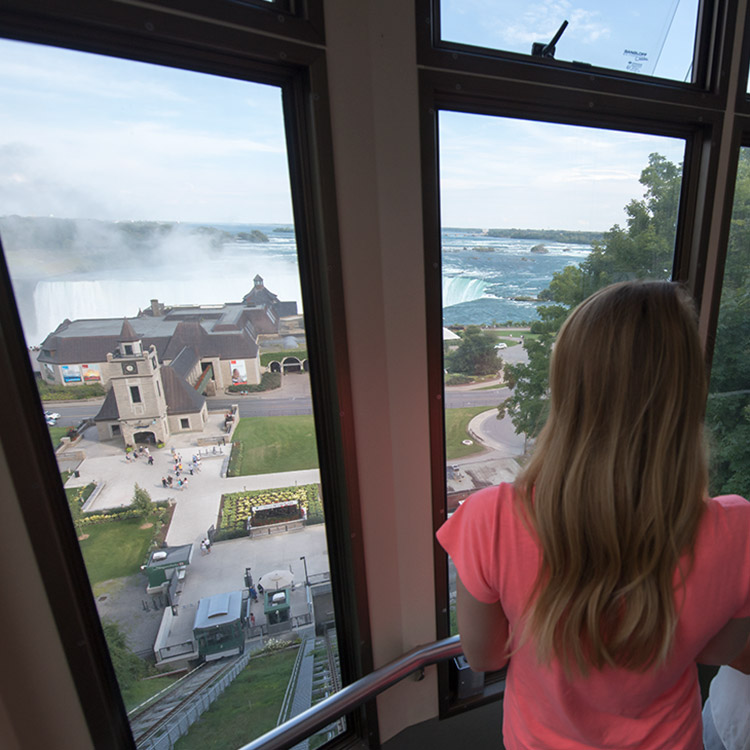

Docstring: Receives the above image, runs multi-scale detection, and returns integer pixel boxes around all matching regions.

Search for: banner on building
[82,364,102,382]
[230,360,247,385]
[62,364,82,383]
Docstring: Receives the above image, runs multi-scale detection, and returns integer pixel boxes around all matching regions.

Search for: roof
[93,388,119,422]
[38,315,257,365]
[119,319,139,342]
[147,544,193,569]
[161,365,206,414]
[193,590,244,630]
[169,345,199,379]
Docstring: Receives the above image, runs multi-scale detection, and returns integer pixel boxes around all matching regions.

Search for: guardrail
[237,635,463,750]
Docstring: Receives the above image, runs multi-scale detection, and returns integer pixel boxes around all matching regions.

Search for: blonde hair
[516,280,708,676]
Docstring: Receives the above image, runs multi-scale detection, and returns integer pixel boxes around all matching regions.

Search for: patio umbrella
[258,569,294,590]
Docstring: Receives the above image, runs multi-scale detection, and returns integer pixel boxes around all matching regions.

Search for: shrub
[444,374,474,386]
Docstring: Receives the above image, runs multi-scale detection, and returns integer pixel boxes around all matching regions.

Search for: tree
[131,483,153,520]
[502,153,681,443]
[102,621,147,691]
[447,325,498,375]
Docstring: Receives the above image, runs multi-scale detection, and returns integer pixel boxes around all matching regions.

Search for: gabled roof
[161,365,206,414]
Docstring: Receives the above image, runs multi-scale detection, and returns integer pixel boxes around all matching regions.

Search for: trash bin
[454,654,484,699]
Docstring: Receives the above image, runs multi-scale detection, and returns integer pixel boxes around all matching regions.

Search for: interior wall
[325,0,439,742]
[0,443,93,749]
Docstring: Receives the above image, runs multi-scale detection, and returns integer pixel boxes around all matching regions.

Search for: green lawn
[48,425,68,449]
[230,417,318,476]
[122,674,180,713]
[445,407,491,460]
[175,647,299,750]
[78,516,159,584]
[37,378,106,400]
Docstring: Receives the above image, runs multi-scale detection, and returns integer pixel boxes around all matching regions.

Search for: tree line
[497,151,750,496]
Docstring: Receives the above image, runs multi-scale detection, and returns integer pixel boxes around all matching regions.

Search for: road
[45,386,509,423]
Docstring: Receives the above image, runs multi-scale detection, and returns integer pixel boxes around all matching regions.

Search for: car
[45,415,57,426]
[495,342,508,350]
[44,410,61,420]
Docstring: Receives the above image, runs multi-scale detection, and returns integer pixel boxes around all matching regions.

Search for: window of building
[438,0,701,82]
[435,109,685,648]
[0,17,367,747]
[706,145,750,497]
[112,425,121,437]
[156,380,161,398]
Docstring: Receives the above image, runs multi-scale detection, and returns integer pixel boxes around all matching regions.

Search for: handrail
[237,635,463,750]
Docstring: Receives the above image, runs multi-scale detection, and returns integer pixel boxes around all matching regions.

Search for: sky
[0,3,698,230]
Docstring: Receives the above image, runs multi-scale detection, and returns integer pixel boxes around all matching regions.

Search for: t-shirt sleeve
[436,486,501,604]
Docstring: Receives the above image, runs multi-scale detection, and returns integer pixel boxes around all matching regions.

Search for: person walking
[438,281,750,750]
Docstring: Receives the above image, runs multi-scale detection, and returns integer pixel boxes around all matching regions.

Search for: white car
[44,410,61,420]
[494,342,508,350]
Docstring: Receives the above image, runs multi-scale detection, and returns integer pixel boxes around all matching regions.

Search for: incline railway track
[130,654,244,747]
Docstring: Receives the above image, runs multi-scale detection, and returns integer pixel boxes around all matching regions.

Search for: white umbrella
[258,569,294,590]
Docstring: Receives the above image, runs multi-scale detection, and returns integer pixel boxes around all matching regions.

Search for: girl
[438,281,750,749]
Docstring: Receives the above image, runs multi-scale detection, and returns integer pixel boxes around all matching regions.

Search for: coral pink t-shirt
[437,484,750,750]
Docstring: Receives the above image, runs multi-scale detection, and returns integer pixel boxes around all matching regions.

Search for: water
[5,222,591,344]
[441,230,591,326]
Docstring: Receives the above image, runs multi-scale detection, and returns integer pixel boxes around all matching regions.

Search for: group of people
[124,445,153,464]
[439,281,750,750]
[199,537,211,555]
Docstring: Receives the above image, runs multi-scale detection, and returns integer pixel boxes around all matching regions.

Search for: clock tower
[101,320,169,445]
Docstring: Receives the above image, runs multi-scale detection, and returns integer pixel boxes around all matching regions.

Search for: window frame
[418,0,728,97]
[418,0,746,719]
[0,2,375,747]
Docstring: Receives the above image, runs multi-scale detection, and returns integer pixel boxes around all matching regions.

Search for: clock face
[122,362,137,375]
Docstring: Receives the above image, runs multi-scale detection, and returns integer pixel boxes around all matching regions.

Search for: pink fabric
[437,484,750,750]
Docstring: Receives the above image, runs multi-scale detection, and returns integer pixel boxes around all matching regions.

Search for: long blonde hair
[517,280,708,676]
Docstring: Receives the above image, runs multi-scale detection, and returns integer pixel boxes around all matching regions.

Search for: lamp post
[300,555,309,586]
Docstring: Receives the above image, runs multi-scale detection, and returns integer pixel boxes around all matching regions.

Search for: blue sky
[0,7,694,231]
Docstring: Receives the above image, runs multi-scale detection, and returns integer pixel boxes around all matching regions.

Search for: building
[2,2,749,750]
[37,275,298,392]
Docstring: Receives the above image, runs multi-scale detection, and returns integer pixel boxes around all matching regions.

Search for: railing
[237,635,463,750]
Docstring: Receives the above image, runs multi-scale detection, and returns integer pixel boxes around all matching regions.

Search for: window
[0,10,368,747]
[439,0,701,82]
[436,110,685,642]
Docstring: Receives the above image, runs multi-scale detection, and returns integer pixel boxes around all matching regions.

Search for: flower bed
[217,484,320,538]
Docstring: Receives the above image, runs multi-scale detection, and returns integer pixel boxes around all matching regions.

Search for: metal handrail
[237,635,463,750]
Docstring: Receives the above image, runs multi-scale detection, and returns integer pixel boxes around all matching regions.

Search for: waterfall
[442,276,487,307]
[28,264,303,346]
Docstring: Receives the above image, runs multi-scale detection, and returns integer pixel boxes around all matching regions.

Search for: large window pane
[706,146,750,496]
[1,38,342,748]
[438,111,685,643]
[440,0,700,82]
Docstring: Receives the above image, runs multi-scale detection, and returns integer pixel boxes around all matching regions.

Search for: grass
[122,674,181,713]
[445,407,490,460]
[78,515,160,585]
[48,425,68,449]
[229,416,318,476]
[37,377,106,400]
[174,647,300,750]
[259,349,307,367]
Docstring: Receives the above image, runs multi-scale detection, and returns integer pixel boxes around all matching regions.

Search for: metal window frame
[418,0,750,718]
[0,2,374,748]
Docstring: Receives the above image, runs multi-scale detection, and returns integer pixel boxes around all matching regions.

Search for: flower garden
[217,484,323,540]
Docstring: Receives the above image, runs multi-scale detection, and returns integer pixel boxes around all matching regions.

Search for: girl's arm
[696,617,750,666]
[456,574,510,672]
